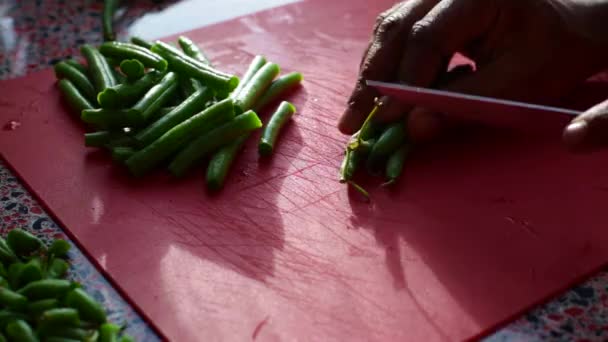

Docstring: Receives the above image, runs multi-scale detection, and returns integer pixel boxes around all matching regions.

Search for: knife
[366,80,582,125]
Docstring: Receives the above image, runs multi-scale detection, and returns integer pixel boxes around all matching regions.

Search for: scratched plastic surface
[2,0,608,341]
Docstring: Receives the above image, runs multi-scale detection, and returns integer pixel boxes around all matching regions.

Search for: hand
[339,0,608,148]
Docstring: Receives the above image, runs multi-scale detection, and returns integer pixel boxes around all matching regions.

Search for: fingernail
[563,120,588,147]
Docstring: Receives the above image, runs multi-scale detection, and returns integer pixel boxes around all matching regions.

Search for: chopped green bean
[383,144,410,186]
[206,134,249,191]
[45,338,81,342]
[18,257,43,286]
[97,71,165,108]
[7,229,42,256]
[28,299,60,316]
[40,308,80,327]
[119,59,145,81]
[367,122,407,170]
[5,319,37,342]
[64,59,88,76]
[43,326,93,341]
[85,131,123,147]
[100,42,168,71]
[233,63,280,113]
[65,288,107,324]
[0,239,16,265]
[254,72,303,111]
[47,258,69,279]
[7,263,24,289]
[231,55,267,97]
[54,61,97,102]
[169,110,263,177]
[99,323,120,342]
[81,108,136,128]
[48,239,71,258]
[125,99,235,177]
[151,41,238,93]
[259,101,296,156]
[103,0,118,41]
[18,279,72,300]
[0,288,27,311]
[119,335,135,342]
[58,79,95,115]
[178,75,200,99]
[130,36,153,49]
[135,87,214,146]
[177,36,210,64]
[130,72,178,124]
[111,146,136,162]
[80,44,117,93]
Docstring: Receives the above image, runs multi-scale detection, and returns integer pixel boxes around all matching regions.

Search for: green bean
[58,79,95,115]
[158,107,177,116]
[103,0,118,41]
[65,288,107,324]
[19,257,43,286]
[85,131,121,147]
[5,319,37,342]
[125,99,235,176]
[0,333,5,342]
[178,76,200,99]
[81,108,135,128]
[258,101,296,156]
[383,144,410,186]
[99,323,120,342]
[45,337,81,342]
[367,122,407,169]
[64,59,88,76]
[47,258,69,279]
[119,335,135,342]
[135,87,214,146]
[233,63,279,114]
[119,59,145,81]
[80,44,117,93]
[177,36,210,64]
[0,311,28,328]
[254,72,302,111]
[41,308,80,326]
[151,41,238,93]
[97,71,164,109]
[7,229,42,256]
[206,134,249,191]
[100,42,168,71]
[18,279,72,300]
[130,36,153,49]
[54,62,97,102]
[169,110,262,177]
[7,263,24,289]
[0,238,17,265]
[129,72,178,124]
[0,288,27,311]
[111,147,135,162]
[43,326,93,341]
[0,277,7,288]
[231,55,267,97]
[27,299,60,316]
[48,240,71,258]
[339,137,376,183]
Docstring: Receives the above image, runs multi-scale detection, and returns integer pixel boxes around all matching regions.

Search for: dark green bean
[0,311,28,328]
[254,72,302,111]
[130,36,152,49]
[7,229,42,256]
[58,79,95,115]
[231,55,266,96]
[125,99,235,177]
[54,62,96,102]
[85,131,122,147]
[99,323,120,342]
[158,107,177,116]
[47,258,69,279]
[119,335,135,342]
[5,319,37,342]
[129,72,178,124]
[0,288,27,311]
[119,59,145,81]
[151,41,238,92]
[232,63,280,114]
[41,308,80,327]
[80,44,117,93]
[258,101,296,156]
[81,108,136,128]
[178,76,201,99]
[7,263,24,289]
[43,326,93,341]
[45,337,81,342]
[100,42,168,71]
[48,240,71,258]
[135,87,214,146]
[177,36,210,64]
[169,110,263,177]
[18,257,43,286]
[383,144,410,186]
[0,238,17,265]
[18,279,72,300]
[64,59,88,76]
[98,71,164,108]
[206,134,249,191]
[103,0,118,41]
[111,146,135,162]
[367,122,407,169]
[65,288,107,324]
[27,299,60,316]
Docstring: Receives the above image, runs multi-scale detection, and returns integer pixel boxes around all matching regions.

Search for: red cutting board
[2,0,608,341]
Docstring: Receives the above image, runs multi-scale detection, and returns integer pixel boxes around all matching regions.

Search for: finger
[382,0,499,120]
[338,0,439,134]
[563,100,608,149]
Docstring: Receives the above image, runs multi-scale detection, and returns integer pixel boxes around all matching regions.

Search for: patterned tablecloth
[1,1,607,341]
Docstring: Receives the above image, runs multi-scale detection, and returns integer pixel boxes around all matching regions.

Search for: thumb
[563,99,608,149]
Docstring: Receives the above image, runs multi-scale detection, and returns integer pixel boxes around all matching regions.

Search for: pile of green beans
[0,228,134,341]
[54,34,304,192]
[339,99,412,199]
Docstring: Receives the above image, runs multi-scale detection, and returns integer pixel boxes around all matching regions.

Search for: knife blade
[366,80,581,125]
